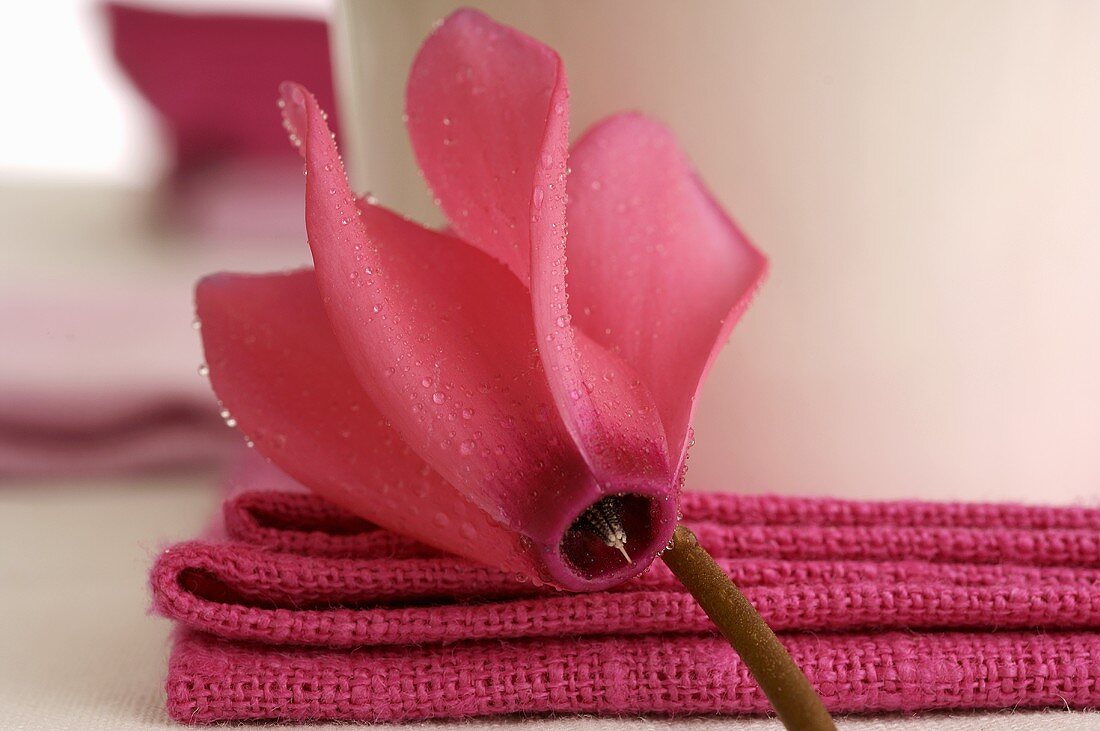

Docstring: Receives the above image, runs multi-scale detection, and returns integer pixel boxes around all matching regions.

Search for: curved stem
[661,524,836,731]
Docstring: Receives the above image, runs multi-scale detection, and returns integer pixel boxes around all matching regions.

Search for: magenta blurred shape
[106,3,339,238]
[106,2,337,170]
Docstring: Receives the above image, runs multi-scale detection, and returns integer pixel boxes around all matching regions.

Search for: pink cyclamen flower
[196,9,766,591]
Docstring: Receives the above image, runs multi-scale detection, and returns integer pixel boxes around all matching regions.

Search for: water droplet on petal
[197,363,209,377]
[459,439,476,456]
[432,392,446,404]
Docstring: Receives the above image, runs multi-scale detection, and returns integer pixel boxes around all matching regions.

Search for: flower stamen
[576,495,632,564]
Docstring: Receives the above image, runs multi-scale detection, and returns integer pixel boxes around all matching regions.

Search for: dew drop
[432,392,446,404]
[197,363,209,377]
[460,522,477,540]
[191,318,202,331]
[433,512,450,528]
[461,408,474,420]
[421,377,433,388]
[459,439,476,456]
[532,186,544,208]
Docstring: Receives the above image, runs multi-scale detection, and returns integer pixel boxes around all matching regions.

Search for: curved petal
[195,269,526,572]
[278,83,670,589]
[405,8,559,284]
[405,11,675,500]
[566,114,768,469]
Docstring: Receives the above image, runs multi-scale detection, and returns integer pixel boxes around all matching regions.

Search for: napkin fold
[152,456,1100,722]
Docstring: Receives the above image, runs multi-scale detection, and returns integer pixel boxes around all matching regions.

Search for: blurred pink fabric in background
[0,4,328,478]
[107,3,338,240]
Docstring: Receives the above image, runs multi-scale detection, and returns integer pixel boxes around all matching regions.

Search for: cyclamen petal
[406,8,556,284]
[407,8,676,524]
[195,270,527,572]
[567,114,767,468]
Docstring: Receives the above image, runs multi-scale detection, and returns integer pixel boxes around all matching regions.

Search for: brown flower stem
[661,525,836,731]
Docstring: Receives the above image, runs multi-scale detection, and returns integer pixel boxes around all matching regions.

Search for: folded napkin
[152,458,1100,722]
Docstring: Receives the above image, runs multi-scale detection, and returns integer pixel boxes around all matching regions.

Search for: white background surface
[0,0,328,185]
[1,474,1098,731]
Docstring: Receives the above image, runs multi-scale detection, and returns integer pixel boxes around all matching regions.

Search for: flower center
[560,493,661,579]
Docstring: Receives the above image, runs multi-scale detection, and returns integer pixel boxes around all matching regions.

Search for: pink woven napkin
[152,462,1100,722]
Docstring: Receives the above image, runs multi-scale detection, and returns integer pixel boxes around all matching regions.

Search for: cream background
[334,1,1100,505]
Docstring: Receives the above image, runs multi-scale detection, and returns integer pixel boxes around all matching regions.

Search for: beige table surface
[0,475,1096,731]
